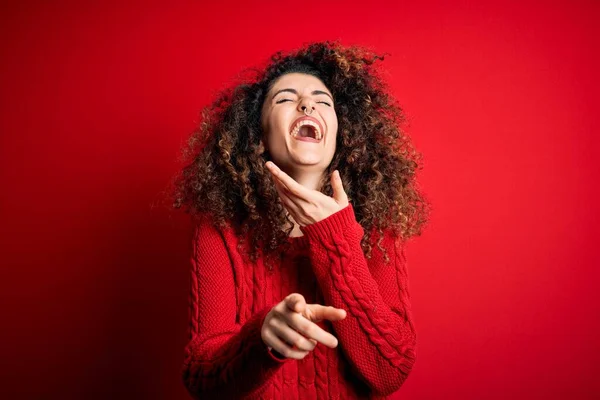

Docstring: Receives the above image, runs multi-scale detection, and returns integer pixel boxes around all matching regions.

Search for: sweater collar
[286,234,309,252]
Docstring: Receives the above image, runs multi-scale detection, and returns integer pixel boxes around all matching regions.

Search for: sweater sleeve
[181,219,290,399]
[299,203,417,396]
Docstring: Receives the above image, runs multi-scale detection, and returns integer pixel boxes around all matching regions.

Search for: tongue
[298,126,314,138]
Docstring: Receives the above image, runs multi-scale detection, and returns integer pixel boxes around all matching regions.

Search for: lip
[289,116,325,141]
[293,135,321,143]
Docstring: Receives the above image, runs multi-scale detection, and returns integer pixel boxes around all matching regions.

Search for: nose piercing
[302,105,314,115]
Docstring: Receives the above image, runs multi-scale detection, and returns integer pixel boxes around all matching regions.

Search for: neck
[279,167,324,235]
[285,168,324,192]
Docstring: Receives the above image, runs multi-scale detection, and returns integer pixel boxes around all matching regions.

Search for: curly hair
[171,40,431,268]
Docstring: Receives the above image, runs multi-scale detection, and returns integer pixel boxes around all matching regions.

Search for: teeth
[291,120,321,140]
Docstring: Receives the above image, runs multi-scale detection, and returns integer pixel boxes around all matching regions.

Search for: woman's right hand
[261,293,347,360]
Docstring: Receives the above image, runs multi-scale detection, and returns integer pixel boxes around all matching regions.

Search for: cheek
[266,110,287,133]
[328,117,339,139]
[263,116,288,148]
[329,120,338,151]
[328,111,338,130]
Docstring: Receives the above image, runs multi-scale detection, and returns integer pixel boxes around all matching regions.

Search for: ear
[258,138,267,154]
[259,113,270,154]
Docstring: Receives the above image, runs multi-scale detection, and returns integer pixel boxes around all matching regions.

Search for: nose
[298,98,316,114]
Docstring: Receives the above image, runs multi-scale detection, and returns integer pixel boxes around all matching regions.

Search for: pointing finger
[306,304,347,323]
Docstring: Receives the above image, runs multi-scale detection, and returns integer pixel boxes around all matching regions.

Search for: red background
[1,1,598,399]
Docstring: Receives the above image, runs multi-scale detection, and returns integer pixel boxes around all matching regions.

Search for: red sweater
[181,203,417,399]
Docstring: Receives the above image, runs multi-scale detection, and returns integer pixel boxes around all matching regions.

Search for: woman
[173,40,430,399]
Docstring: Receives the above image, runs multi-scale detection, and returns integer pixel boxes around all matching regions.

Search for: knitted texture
[181,203,417,399]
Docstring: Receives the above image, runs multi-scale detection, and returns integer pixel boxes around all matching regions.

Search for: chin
[290,156,323,166]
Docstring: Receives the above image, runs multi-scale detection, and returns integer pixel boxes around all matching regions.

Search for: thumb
[285,293,306,314]
[331,170,348,204]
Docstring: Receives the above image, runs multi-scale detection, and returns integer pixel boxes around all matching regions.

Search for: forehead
[268,73,330,94]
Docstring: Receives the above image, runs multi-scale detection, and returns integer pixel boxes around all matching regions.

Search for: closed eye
[275,99,332,107]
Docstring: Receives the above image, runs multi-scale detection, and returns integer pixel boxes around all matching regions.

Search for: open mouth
[290,120,322,141]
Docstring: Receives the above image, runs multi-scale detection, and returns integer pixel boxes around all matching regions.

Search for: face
[260,72,338,174]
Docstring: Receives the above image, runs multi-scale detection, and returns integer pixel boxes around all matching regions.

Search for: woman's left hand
[266,161,349,226]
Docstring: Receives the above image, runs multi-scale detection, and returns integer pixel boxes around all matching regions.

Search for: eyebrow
[271,88,334,101]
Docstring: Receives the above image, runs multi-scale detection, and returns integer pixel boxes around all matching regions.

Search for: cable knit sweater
[181,203,417,399]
